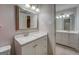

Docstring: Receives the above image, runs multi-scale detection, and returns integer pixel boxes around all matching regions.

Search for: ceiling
[56,4,78,12]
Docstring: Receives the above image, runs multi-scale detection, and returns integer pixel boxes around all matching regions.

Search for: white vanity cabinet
[14,32,47,55]
[21,36,47,55]
[56,31,79,51]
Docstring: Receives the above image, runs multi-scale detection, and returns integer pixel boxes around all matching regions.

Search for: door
[27,16,30,28]
[68,33,79,49]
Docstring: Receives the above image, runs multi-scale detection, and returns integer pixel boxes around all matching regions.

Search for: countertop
[15,31,47,46]
[56,30,79,34]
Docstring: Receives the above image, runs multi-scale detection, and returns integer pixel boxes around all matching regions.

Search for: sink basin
[15,33,28,39]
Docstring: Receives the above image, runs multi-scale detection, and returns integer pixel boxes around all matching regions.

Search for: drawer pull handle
[33,44,38,48]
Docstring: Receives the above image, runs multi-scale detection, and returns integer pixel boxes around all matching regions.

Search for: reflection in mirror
[15,5,38,31]
[56,8,76,31]
[64,18,70,30]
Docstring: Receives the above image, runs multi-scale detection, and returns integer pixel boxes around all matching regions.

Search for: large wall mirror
[56,8,76,31]
[15,5,39,31]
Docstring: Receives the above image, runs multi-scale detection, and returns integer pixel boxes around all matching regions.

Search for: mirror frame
[15,5,39,31]
[15,5,19,30]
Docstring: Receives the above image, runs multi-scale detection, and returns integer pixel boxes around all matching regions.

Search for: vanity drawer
[21,35,47,55]
[22,41,36,55]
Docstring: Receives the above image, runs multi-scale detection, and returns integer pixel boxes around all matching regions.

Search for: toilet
[0,45,11,55]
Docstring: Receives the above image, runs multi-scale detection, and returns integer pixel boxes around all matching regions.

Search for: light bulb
[56,16,59,19]
[66,14,70,17]
[36,8,40,12]
[62,15,65,18]
[59,15,62,18]
[25,4,30,8]
[31,6,36,10]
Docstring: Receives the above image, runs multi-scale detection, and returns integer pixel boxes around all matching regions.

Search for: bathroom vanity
[14,31,48,55]
[56,30,79,51]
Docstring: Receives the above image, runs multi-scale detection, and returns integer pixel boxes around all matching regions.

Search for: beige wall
[39,4,56,54]
[0,5,15,54]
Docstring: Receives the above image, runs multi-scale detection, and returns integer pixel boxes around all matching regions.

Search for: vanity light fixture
[56,14,70,19]
[31,6,36,10]
[24,4,40,13]
[36,8,40,12]
[25,4,30,8]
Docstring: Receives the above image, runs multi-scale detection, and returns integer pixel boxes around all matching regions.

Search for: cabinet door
[41,37,47,55]
[61,32,69,45]
[35,36,47,55]
[56,32,69,46]
[22,42,36,55]
[56,32,63,44]
[68,33,79,49]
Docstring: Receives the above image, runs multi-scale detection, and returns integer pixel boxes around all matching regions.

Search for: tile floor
[56,44,79,55]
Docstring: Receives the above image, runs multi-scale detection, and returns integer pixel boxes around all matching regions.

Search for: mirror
[15,5,38,31]
[56,14,75,31]
[56,8,76,31]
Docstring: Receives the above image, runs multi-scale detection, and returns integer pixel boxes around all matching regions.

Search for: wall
[56,4,78,12]
[0,5,15,54]
[39,4,56,54]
